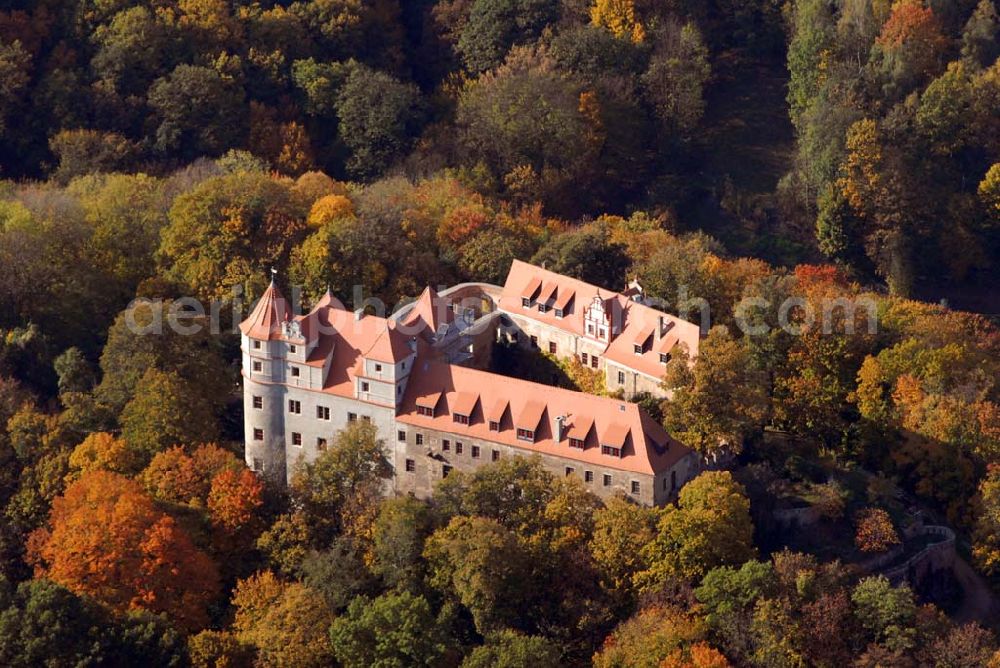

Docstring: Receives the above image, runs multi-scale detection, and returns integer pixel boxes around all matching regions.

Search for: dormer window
[516,428,535,442]
[417,406,434,417]
[601,445,622,457]
[453,413,470,425]
[633,343,642,355]
[538,303,549,313]
[554,308,563,318]
[659,352,670,364]
[489,420,500,432]
[569,438,585,449]
[521,297,532,307]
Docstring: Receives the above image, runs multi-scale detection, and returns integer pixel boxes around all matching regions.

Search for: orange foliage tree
[27,470,220,631]
[854,507,900,553]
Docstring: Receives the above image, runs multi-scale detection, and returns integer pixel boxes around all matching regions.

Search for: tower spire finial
[270,267,277,285]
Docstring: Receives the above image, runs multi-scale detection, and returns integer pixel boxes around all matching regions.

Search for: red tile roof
[398,361,691,475]
[400,286,454,339]
[500,260,700,379]
[240,280,291,339]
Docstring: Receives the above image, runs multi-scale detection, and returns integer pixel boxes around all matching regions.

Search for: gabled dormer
[584,294,611,343]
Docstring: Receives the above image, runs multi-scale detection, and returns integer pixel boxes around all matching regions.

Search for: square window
[416,434,424,446]
[471,445,480,459]
[348,412,357,422]
[253,361,262,372]
[253,340,261,350]
[253,396,262,409]
[362,415,371,423]
[548,341,557,354]
[554,308,563,318]
[397,430,406,442]
[631,481,640,495]
[288,400,301,414]
[291,366,300,377]
[442,465,453,477]
[317,406,330,420]
[361,381,370,392]
[521,297,531,307]
[456,442,464,455]
[253,428,263,441]
[585,470,594,483]
[489,420,500,432]
[660,352,670,364]
[317,437,327,450]
[633,344,642,355]
[375,363,382,372]
[492,450,500,462]
[442,439,450,451]
[603,474,612,487]
[405,459,415,472]
[565,467,574,476]
[292,432,302,446]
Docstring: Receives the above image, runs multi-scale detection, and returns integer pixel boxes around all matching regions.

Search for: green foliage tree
[330,590,451,668]
[531,221,630,290]
[460,630,562,667]
[0,39,29,140]
[372,496,437,591]
[642,22,711,138]
[639,471,756,585]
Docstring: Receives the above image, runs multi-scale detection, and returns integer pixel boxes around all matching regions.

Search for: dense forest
[1,0,1000,666]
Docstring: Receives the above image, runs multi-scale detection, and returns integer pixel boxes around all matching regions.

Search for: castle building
[240,262,701,505]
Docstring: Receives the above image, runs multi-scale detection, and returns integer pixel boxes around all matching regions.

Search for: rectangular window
[253,340,261,349]
[253,428,263,441]
[590,355,599,369]
[603,474,612,487]
[416,434,424,446]
[405,459,415,472]
[489,420,500,432]
[361,381,370,393]
[565,467,574,476]
[471,445,480,459]
[361,415,371,423]
[455,442,463,455]
[252,457,263,471]
[492,450,500,462]
[631,481,640,495]
[442,439,451,451]
[253,396,262,409]
[581,352,588,365]
[291,366,300,377]
[317,437,327,450]
[617,371,625,385]
[417,406,434,417]
[288,400,301,414]
[585,470,594,483]
[442,465,453,477]
[253,361,262,372]
[516,429,534,442]
[317,406,330,420]
[453,414,469,425]
[569,438,584,449]
[633,343,642,355]
[290,344,297,353]
[348,412,357,422]
[548,341,557,354]
[397,430,406,442]
[602,445,622,457]
[292,432,302,446]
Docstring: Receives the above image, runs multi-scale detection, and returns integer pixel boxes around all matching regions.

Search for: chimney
[354,307,365,321]
[553,414,566,442]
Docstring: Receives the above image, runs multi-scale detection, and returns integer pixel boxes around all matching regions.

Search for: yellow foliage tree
[590,0,645,42]
[307,194,356,229]
[67,431,143,478]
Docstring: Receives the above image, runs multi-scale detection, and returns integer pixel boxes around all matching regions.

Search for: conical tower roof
[239,277,291,340]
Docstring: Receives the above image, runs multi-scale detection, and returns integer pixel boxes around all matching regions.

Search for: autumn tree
[232,571,335,668]
[593,605,707,668]
[661,326,768,458]
[68,432,143,478]
[372,495,437,592]
[973,466,1000,578]
[27,471,220,631]
[589,495,657,597]
[638,471,756,585]
[590,0,644,43]
[460,630,562,667]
